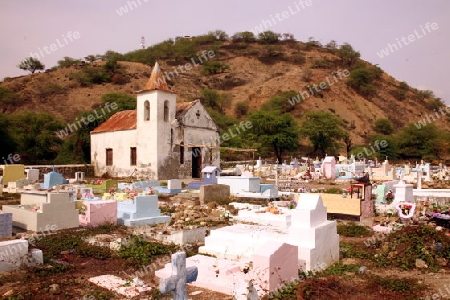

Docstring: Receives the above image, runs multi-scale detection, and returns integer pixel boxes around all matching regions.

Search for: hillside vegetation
[1,30,449,164]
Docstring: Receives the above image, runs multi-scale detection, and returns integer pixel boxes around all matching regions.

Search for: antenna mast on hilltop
[141,36,145,49]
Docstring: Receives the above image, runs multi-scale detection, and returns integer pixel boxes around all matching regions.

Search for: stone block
[291,194,327,228]
[25,169,39,182]
[79,200,117,227]
[0,212,12,238]
[117,195,170,226]
[252,242,298,292]
[1,165,25,185]
[0,240,28,273]
[199,184,230,205]
[168,179,182,190]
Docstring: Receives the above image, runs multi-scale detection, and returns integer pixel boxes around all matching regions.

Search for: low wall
[24,165,94,181]
[320,193,361,216]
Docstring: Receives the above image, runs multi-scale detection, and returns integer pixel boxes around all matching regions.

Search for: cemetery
[1,157,450,299]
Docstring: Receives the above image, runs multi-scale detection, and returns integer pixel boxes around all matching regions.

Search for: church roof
[139,61,175,94]
[90,102,198,134]
[176,100,199,118]
[90,110,137,133]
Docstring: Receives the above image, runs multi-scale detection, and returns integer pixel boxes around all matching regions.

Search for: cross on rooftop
[159,252,198,300]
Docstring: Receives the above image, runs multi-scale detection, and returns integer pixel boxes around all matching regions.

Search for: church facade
[90,62,220,180]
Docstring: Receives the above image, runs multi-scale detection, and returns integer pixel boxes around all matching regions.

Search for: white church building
[90,62,220,180]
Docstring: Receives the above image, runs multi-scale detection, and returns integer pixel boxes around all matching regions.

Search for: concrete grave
[199,194,339,272]
[157,242,299,297]
[168,179,182,193]
[0,240,42,273]
[89,274,150,298]
[117,195,170,226]
[321,156,336,179]
[79,200,117,227]
[0,212,12,238]
[42,170,68,189]
[252,241,298,293]
[25,168,39,182]
[0,164,25,185]
[2,192,79,231]
[217,176,260,194]
[199,184,230,205]
[202,166,221,184]
[159,252,198,300]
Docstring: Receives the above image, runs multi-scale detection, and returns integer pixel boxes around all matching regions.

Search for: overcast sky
[1,0,448,103]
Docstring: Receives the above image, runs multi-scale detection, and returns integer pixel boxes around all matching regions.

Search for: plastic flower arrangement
[220,210,232,220]
[399,203,413,215]
[384,190,394,204]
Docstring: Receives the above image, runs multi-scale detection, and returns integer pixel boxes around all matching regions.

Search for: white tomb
[199,194,339,271]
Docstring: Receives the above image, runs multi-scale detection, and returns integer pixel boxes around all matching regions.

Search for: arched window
[144,101,150,121]
[180,142,184,164]
[164,100,169,122]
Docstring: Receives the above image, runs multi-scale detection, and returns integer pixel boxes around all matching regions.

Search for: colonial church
[90,62,220,179]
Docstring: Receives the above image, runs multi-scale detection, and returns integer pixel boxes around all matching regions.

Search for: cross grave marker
[159,251,198,300]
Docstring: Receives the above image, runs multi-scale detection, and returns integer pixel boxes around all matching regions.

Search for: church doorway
[192,147,201,178]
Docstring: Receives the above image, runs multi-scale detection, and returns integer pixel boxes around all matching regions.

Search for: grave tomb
[117,195,170,226]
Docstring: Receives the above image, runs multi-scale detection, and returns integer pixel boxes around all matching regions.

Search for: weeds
[118,235,178,267]
[337,222,371,237]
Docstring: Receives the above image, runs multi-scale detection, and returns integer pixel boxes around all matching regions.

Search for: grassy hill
[1,31,448,163]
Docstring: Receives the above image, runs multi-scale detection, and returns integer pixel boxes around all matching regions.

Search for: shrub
[337,222,371,237]
[200,61,230,75]
[37,83,67,97]
[257,31,281,44]
[234,101,249,118]
[347,66,382,96]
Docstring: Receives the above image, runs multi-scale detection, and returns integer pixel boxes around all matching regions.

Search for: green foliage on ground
[118,235,178,267]
[347,65,382,96]
[372,225,450,270]
[337,222,371,237]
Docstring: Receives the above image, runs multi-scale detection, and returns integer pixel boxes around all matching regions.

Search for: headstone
[393,181,414,204]
[252,242,298,292]
[159,252,198,300]
[42,171,68,189]
[321,156,336,179]
[79,200,117,227]
[0,240,29,273]
[201,166,221,184]
[417,170,422,190]
[375,184,387,205]
[0,212,12,238]
[168,179,182,193]
[1,165,26,185]
[199,184,230,205]
[25,169,39,182]
[117,195,170,226]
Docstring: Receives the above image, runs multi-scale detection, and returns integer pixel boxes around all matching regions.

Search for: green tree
[0,114,17,159]
[200,89,231,113]
[57,56,81,68]
[84,55,98,63]
[209,30,229,41]
[337,43,360,66]
[374,118,394,135]
[396,123,446,160]
[347,66,382,96]
[56,93,136,162]
[249,110,299,162]
[8,111,64,163]
[231,31,256,42]
[18,57,45,74]
[300,111,347,156]
[258,31,281,44]
[200,61,230,75]
[261,91,298,113]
